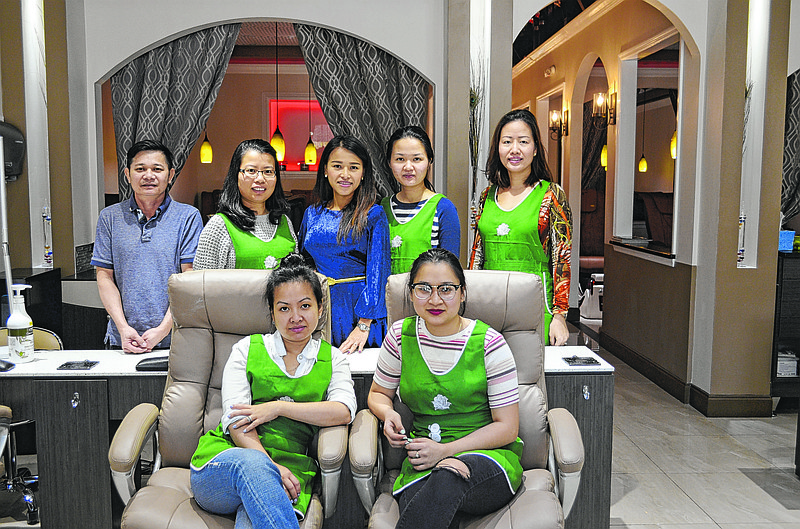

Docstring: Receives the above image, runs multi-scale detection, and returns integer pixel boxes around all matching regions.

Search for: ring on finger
[246,416,253,423]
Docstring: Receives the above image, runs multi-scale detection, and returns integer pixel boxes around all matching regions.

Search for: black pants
[396,454,515,529]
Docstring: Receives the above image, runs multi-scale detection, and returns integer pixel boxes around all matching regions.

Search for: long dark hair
[218,139,290,231]
[264,253,324,312]
[385,125,435,192]
[407,248,467,316]
[313,135,378,242]
[485,109,552,188]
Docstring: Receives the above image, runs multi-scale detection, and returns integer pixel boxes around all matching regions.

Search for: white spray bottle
[7,284,33,362]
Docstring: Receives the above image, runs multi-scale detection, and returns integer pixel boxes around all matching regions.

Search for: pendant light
[304,76,317,165]
[270,22,286,163]
[638,91,648,173]
[200,129,213,164]
[670,130,677,159]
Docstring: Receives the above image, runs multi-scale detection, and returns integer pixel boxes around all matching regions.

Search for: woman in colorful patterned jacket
[469,109,573,346]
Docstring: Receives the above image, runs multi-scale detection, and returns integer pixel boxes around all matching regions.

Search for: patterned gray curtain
[582,101,607,191]
[111,23,240,200]
[294,23,429,199]
[782,69,800,222]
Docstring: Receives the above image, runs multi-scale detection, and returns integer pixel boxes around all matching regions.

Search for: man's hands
[119,324,170,353]
[119,325,149,353]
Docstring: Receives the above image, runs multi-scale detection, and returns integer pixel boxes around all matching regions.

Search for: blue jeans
[396,454,515,529]
[190,447,299,529]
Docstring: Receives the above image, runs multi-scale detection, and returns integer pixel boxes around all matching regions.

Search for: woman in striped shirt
[381,126,460,274]
[368,249,522,529]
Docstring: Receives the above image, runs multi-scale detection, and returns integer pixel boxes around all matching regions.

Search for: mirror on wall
[632,44,679,254]
[578,58,608,290]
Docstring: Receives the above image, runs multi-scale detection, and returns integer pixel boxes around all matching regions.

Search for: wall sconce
[600,144,608,169]
[592,92,615,128]
[548,109,568,140]
[607,92,617,125]
[200,130,213,164]
[592,93,607,119]
[549,110,561,140]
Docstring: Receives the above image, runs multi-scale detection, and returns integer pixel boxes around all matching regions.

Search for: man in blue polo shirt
[91,140,203,353]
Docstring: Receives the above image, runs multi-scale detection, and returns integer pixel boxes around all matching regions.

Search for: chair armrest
[348,409,379,476]
[547,408,584,474]
[317,424,348,518]
[348,409,380,514]
[108,403,159,504]
[547,407,584,519]
[317,424,348,472]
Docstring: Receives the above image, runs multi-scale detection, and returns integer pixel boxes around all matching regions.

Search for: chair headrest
[169,269,331,339]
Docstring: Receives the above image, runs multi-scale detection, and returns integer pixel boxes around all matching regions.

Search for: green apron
[477,183,555,340]
[381,194,444,274]
[392,317,523,496]
[219,213,295,269]
[191,335,333,519]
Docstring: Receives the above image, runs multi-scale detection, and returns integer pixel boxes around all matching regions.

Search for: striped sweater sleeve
[484,328,520,408]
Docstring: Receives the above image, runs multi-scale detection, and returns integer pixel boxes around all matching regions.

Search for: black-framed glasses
[239,168,276,179]
[411,283,462,301]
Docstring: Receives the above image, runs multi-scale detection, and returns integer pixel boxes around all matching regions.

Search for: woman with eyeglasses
[368,249,523,529]
[194,139,297,270]
[469,109,573,346]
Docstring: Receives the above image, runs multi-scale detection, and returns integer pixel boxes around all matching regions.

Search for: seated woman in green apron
[381,126,460,274]
[368,249,523,529]
[190,254,356,528]
[194,139,297,270]
[469,109,573,346]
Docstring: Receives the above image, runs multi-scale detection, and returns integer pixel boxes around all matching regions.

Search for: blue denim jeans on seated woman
[190,447,300,529]
[396,454,516,529]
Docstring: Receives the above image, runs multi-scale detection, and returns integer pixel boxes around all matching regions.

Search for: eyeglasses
[239,168,276,179]
[411,283,462,301]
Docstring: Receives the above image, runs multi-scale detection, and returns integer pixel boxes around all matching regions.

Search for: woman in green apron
[194,139,297,270]
[368,249,523,529]
[469,109,573,346]
[190,255,356,528]
[381,126,461,273]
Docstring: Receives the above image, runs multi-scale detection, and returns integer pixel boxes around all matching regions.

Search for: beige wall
[44,0,76,276]
[0,1,32,269]
[513,0,788,415]
[1,1,74,274]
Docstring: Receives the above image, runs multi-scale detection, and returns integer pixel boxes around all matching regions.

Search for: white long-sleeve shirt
[220,331,356,434]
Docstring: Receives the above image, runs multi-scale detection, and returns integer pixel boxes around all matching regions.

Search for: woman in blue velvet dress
[299,135,390,353]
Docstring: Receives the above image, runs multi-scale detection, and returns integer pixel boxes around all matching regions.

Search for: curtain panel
[783,69,800,222]
[294,23,429,199]
[581,101,607,191]
[111,24,240,200]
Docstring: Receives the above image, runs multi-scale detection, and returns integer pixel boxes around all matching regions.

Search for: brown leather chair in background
[107,269,345,529]
[349,270,585,529]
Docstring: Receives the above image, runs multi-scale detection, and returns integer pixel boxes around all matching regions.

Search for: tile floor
[574,322,800,529]
[2,324,799,528]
